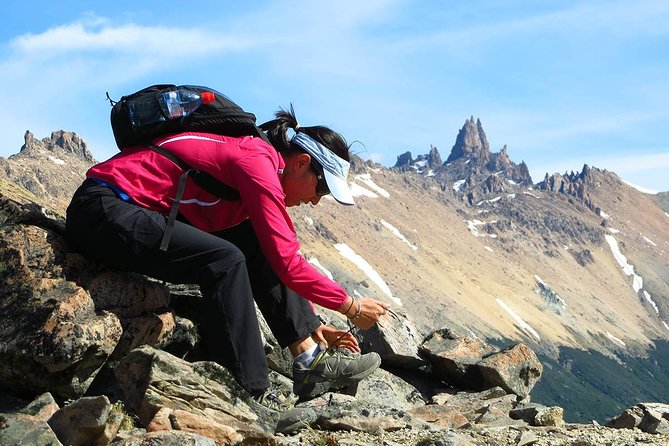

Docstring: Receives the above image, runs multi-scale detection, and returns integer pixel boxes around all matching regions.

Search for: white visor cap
[291,132,355,205]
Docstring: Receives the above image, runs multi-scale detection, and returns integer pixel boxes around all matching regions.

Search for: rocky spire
[446,116,490,163]
[427,145,442,170]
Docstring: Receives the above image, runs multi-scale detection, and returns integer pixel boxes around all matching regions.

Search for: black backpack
[109,84,268,149]
[107,84,271,250]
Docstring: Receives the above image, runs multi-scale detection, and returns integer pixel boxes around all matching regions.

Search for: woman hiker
[65,104,390,428]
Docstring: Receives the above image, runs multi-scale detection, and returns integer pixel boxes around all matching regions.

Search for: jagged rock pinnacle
[446,116,490,164]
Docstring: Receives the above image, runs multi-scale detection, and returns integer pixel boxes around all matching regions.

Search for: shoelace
[303,337,358,385]
[326,325,355,354]
[255,390,288,411]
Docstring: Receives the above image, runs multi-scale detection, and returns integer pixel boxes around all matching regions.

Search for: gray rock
[358,308,425,369]
[114,345,270,437]
[517,430,539,446]
[0,223,123,399]
[20,393,60,420]
[639,407,669,434]
[509,403,563,427]
[605,405,644,428]
[300,393,411,432]
[109,430,217,446]
[355,367,427,410]
[419,331,496,388]
[0,413,63,446]
[475,344,543,398]
[47,395,111,446]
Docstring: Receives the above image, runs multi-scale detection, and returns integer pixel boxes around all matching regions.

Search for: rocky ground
[283,424,669,446]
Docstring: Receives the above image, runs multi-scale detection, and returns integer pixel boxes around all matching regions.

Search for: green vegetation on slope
[654,191,669,213]
[532,340,669,423]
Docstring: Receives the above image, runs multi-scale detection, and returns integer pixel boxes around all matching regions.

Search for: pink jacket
[87,132,347,310]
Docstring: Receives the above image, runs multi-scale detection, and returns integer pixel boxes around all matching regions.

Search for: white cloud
[9,17,255,61]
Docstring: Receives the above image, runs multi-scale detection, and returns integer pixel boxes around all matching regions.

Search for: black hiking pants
[66,180,321,394]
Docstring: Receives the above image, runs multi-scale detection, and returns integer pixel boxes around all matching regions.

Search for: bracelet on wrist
[351,299,362,321]
[342,298,355,317]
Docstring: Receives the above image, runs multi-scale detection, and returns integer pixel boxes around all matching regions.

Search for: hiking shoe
[292,347,381,400]
[275,407,318,434]
[252,390,316,434]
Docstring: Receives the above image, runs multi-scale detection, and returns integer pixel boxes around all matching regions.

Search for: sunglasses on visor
[310,160,331,196]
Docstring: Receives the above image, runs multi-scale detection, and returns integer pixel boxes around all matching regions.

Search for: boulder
[0,392,63,445]
[358,308,426,368]
[300,393,411,432]
[48,395,111,446]
[0,222,123,399]
[355,367,427,410]
[0,413,63,446]
[110,430,217,446]
[419,330,496,388]
[510,403,564,427]
[0,194,192,399]
[607,403,669,434]
[114,345,272,441]
[475,344,543,398]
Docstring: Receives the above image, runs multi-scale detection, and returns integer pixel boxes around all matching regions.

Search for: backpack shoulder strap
[148,145,241,201]
[147,144,241,251]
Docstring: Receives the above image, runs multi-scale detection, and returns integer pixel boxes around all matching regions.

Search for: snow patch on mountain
[467,220,498,238]
[606,331,626,347]
[643,236,657,247]
[334,243,403,306]
[605,235,659,314]
[354,174,390,198]
[495,298,541,341]
[48,156,66,165]
[349,182,378,198]
[380,219,418,251]
[477,196,501,206]
[623,180,659,195]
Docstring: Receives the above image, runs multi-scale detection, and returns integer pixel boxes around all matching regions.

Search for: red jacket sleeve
[227,145,348,311]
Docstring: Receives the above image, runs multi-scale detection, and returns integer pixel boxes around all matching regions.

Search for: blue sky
[1,0,668,191]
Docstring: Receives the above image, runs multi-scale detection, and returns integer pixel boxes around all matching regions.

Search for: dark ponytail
[260,105,351,162]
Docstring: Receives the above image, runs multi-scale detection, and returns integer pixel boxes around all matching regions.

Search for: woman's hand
[312,324,360,352]
[337,296,390,330]
[350,297,390,330]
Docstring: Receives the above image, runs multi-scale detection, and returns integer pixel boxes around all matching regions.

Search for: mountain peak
[445,116,490,164]
[393,145,443,173]
[19,130,95,163]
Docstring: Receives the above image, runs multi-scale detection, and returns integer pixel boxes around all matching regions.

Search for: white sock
[294,344,320,368]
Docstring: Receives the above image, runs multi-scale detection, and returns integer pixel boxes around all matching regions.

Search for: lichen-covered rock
[0,413,63,446]
[48,395,111,446]
[419,330,496,388]
[110,430,217,446]
[114,345,271,441]
[300,393,411,432]
[475,344,543,398]
[0,223,123,399]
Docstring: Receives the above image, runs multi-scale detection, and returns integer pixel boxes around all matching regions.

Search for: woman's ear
[294,153,312,172]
